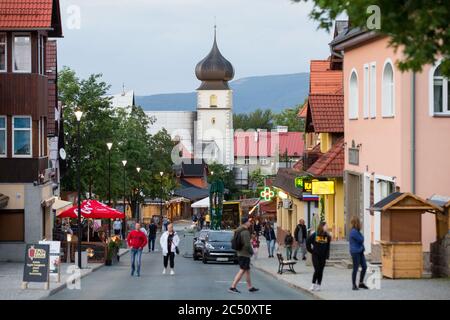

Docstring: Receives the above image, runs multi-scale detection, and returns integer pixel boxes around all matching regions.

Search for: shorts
[238,256,251,270]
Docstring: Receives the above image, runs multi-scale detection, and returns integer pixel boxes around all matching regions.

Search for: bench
[277,253,297,274]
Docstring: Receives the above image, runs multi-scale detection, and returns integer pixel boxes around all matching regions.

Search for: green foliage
[249,168,265,189]
[233,108,273,131]
[293,0,450,76]
[273,104,305,132]
[59,67,176,218]
[207,162,238,199]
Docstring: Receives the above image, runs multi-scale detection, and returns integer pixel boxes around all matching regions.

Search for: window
[0,34,6,72]
[349,70,359,119]
[363,64,369,118]
[431,64,450,115]
[13,116,32,157]
[38,36,45,75]
[260,157,268,165]
[382,61,395,117]
[210,94,218,107]
[244,156,250,165]
[13,35,31,73]
[0,116,6,156]
[211,117,216,125]
[370,63,377,118]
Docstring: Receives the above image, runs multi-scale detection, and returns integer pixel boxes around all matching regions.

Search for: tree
[273,104,305,132]
[207,162,238,199]
[293,0,450,76]
[233,108,273,131]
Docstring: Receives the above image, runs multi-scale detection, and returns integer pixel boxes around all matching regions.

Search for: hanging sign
[260,187,275,201]
[295,176,312,192]
[22,244,50,289]
[311,181,335,195]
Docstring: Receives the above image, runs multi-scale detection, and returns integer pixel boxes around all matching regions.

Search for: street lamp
[136,167,141,222]
[75,109,83,269]
[159,171,164,220]
[106,142,113,236]
[122,160,127,238]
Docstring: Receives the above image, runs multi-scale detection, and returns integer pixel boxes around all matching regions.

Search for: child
[284,230,294,260]
[251,232,260,260]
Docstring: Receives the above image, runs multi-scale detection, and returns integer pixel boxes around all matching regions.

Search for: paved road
[48,230,313,300]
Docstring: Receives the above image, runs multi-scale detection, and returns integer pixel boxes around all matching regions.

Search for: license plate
[217,257,228,262]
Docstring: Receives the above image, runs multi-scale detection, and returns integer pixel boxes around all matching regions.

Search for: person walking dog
[349,216,369,290]
[160,223,180,275]
[229,216,259,293]
[127,223,148,277]
[306,221,331,291]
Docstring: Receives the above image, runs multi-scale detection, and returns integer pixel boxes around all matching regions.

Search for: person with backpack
[160,223,180,275]
[229,216,259,294]
[293,219,307,261]
[306,221,331,292]
[349,216,369,290]
[284,230,294,260]
[263,223,276,258]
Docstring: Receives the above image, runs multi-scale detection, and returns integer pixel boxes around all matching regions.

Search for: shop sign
[312,181,335,195]
[295,176,312,192]
[23,244,50,285]
[260,187,275,201]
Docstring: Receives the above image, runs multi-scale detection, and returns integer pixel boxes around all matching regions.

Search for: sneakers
[352,285,359,290]
[315,284,321,291]
[170,269,175,275]
[162,268,166,275]
[228,287,241,294]
[309,284,321,291]
[249,287,259,292]
[359,283,369,289]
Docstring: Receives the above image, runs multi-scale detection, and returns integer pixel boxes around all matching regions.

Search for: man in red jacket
[127,223,148,277]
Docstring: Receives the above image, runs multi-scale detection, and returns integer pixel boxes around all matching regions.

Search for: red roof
[234,131,304,158]
[298,102,308,118]
[306,138,344,177]
[310,60,343,94]
[308,94,344,133]
[0,0,62,36]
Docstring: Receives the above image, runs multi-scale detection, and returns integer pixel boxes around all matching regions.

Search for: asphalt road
[48,229,313,300]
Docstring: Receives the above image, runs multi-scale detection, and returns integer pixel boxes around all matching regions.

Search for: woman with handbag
[160,223,180,275]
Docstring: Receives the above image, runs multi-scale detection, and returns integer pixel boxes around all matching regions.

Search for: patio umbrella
[57,200,125,219]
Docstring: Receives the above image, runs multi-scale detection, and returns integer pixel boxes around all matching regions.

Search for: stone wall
[431,234,450,277]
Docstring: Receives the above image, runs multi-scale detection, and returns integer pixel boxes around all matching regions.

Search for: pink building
[330,29,450,260]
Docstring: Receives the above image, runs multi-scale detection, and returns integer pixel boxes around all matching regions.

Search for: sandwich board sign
[22,244,50,290]
[39,240,61,283]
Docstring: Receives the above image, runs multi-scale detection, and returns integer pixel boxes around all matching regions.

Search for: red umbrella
[57,200,125,219]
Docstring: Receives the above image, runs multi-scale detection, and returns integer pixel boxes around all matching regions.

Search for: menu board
[39,240,61,280]
[23,244,50,284]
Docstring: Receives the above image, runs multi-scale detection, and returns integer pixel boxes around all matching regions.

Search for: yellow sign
[311,181,335,195]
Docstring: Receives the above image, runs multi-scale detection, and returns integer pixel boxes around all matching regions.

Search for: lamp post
[106,142,113,236]
[136,167,141,222]
[122,160,127,238]
[159,171,164,220]
[74,109,83,269]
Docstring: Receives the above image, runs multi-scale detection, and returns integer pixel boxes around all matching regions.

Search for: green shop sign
[295,176,312,192]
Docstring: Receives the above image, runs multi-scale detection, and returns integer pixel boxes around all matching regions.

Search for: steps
[329,241,351,260]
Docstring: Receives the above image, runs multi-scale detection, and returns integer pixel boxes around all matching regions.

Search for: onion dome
[195,28,234,90]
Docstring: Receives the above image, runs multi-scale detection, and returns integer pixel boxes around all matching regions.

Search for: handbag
[175,246,180,255]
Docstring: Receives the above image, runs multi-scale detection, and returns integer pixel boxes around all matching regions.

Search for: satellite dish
[59,148,67,160]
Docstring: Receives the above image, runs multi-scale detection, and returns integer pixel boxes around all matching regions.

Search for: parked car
[193,230,210,260]
[201,230,238,264]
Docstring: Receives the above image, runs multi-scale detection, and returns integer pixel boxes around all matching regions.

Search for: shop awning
[191,197,210,208]
[52,198,73,211]
[0,194,9,209]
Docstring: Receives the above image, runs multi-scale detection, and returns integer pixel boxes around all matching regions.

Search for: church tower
[194,28,234,166]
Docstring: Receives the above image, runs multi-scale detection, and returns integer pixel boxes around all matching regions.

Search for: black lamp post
[122,160,127,238]
[136,167,141,222]
[74,109,83,269]
[106,142,113,235]
[159,171,164,220]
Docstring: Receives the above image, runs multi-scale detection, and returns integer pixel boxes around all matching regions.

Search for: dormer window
[0,34,6,72]
[13,34,31,73]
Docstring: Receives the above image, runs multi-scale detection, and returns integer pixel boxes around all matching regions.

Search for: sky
[58,0,331,95]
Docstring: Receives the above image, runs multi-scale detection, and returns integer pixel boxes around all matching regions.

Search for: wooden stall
[370,192,442,279]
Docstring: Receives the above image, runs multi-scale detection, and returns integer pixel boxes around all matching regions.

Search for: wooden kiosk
[370,192,442,279]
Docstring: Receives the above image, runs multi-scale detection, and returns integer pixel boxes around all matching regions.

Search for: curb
[252,263,323,300]
[42,249,130,299]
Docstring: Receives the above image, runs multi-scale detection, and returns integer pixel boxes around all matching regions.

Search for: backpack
[231,229,244,251]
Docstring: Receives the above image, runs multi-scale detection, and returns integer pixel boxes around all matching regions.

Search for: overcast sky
[58,0,331,95]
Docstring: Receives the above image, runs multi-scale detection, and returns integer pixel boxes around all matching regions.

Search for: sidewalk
[252,240,450,300]
[0,248,128,300]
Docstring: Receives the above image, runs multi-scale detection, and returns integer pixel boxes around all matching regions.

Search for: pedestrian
[229,216,259,293]
[263,223,276,258]
[284,230,294,260]
[148,219,158,252]
[306,221,331,291]
[126,223,148,277]
[251,232,260,260]
[162,217,168,231]
[205,213,211,229]
[349,216,369,290]
[293,219,307,261]
[160,223,180,275]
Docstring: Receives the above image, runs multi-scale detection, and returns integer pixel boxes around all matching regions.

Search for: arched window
[432,64,449,114]
[210,95,218,107]
[382,61,395,117]
[349,70,359,119]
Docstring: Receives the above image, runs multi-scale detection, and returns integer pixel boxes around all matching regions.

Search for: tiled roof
[234,131,304,157]
[298,102,308,118]
[310,60,343,94]
[308,94,344,133]
[273,168,303,199]
[0,0,62,36]
[306,138,344,178]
